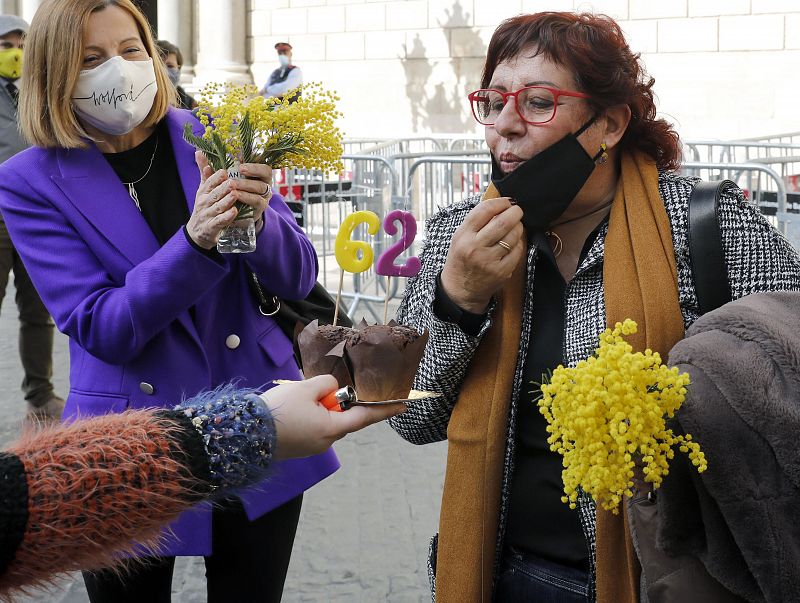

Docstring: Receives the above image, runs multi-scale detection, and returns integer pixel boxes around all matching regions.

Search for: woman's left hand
[235,162,274,229]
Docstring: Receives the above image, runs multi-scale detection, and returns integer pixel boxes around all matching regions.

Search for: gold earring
[597,142,608,165]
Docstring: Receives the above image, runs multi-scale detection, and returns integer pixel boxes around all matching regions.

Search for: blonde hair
[19,0,176,149]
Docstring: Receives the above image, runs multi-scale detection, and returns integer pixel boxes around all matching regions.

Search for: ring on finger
[497,239,512,253]
[260,183,273,199]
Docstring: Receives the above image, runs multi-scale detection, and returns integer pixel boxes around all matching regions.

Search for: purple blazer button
[139,382,155,395]
[225,334,241,349]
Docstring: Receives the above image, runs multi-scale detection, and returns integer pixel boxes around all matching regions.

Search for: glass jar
[217,161,256,253]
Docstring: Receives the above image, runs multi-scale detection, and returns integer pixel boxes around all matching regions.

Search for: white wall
[248,0,800,140]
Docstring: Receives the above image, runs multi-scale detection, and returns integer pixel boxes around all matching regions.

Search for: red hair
[482,12,681,171]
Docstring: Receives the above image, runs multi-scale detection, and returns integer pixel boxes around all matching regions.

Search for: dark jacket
[661,291,800,602]
[0,80,27,165]
[176,85,196,110]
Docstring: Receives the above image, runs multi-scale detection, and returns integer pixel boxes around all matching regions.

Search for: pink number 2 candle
[375,210,421,278]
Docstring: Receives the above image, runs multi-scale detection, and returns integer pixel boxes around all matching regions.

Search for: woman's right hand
[440,197,525,314]
[262,375,406,460]
[186,151,240,249]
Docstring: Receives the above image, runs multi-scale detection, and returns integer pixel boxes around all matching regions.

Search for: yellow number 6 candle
[335,211,381,273]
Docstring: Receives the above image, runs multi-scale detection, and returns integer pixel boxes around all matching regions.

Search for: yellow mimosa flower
[538,320,707,514]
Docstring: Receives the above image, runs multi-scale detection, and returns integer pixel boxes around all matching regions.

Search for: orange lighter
[320,386,420,412]
[320,385,357,412]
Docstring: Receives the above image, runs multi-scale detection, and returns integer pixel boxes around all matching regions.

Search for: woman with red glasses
[390,11,800,603]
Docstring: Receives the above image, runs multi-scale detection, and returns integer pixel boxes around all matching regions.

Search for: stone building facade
[3,0,800,140]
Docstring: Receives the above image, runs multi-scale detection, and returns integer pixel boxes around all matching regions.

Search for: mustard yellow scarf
[435,151,685,601]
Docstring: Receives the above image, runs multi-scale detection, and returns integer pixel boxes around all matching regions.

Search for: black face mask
[491,116,604,232]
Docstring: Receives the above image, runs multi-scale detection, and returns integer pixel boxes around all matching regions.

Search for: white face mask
[71,56,158,136]
[278,54,290,67]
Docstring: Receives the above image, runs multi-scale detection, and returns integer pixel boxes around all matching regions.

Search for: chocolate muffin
[296,320,429,401]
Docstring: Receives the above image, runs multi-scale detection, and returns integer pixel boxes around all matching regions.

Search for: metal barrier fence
[346,136,449,160]
[405,154,491,223]
[683,140,800,185]
[681,142,800,237]
[345,135,488,156]
[404,156,794,232]
[276,139,800,319]
[447,137,485,152]
[679,161,794,238]
[342,139,402,155]
[275,154,407,321]
[394,150,488,214]
[738,131,800,146]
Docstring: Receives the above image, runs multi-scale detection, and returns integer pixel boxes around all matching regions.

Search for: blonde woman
[0,0,338,600]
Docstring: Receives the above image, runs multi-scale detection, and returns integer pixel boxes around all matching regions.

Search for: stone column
[0,0,17,17]
[193,0,251,86]
[157,0,195,80]
[19,0,41,23]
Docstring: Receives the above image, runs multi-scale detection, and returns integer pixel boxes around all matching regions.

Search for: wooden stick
[333,269,344,326]
[383,276,391,324]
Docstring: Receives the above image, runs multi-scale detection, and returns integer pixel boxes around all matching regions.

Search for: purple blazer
[0,108,339,556]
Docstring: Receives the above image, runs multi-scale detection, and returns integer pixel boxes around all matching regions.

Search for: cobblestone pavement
[0,289,446,602]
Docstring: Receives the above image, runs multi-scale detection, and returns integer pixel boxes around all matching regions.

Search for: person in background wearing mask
[259,41,302,103]
[155,39,196,110]
[0,14,64,426]
[0,1,341,601]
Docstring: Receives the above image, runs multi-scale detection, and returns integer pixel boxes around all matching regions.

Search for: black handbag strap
[688,179,733,315]
[247,271,281,316]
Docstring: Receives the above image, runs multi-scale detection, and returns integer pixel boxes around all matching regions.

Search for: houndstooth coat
[389,171,800,601]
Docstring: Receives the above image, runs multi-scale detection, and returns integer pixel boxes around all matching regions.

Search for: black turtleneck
[102,121,188,246]
[503,222,604,571]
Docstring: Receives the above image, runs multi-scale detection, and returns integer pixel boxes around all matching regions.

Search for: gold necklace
[546,230,564,257]
[545,198,614,258]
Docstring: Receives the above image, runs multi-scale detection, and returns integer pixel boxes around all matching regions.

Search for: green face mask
[0,48,23,80]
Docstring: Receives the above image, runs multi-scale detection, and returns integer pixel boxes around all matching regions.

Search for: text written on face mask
[72,80,155,109]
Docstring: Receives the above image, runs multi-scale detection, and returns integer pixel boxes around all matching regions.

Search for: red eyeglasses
[468,86,592,126]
